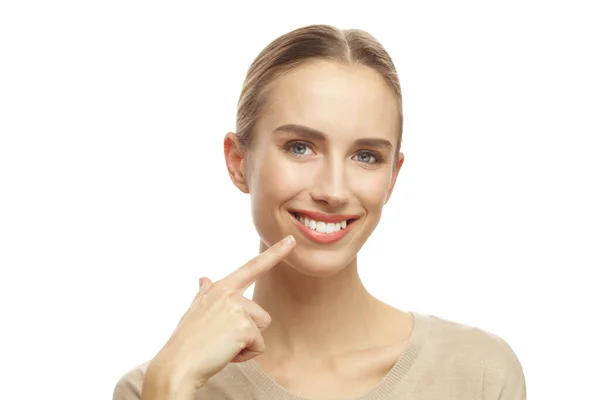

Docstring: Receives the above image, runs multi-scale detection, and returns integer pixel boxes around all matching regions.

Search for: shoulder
[427,314,517,356]
[112,361,150,400]
[419,313,526,399]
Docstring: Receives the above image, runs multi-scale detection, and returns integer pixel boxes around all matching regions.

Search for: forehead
[255,60,400,143]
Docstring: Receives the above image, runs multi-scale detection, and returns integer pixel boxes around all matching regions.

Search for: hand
[144,235,296,399]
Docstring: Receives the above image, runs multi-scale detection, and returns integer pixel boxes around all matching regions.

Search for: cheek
[250,151,305,208]
[249,155,306,244]
[349,169,393,209]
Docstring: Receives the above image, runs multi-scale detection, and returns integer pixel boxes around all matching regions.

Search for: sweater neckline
[237,311,430,400]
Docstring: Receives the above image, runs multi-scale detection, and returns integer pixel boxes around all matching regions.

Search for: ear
[384,151,404,204]
[224,132,249,194]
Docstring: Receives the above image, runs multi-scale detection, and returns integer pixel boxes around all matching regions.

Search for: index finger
[222,235,296,291]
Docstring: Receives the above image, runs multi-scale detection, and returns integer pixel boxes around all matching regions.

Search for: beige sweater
[113,312,526,399]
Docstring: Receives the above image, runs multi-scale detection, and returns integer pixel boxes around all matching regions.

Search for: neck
[252,242,381,356]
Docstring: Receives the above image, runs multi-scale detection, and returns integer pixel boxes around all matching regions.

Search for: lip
[288,211,359,244]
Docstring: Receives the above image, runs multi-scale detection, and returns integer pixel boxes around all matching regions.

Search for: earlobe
[224,132,249,194]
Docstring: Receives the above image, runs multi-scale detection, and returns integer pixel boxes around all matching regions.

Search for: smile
[289,210,359,244]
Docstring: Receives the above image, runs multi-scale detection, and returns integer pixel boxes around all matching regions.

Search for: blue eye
[353,151,379,164]
[287,141,315,156]
[291,143,307,154]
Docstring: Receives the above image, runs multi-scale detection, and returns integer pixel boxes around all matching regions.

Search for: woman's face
[228,60,403,277]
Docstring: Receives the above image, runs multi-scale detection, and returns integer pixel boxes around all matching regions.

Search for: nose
[310,157,350,208]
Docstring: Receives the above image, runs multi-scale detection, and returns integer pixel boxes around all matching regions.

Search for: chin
[283,247,357,278]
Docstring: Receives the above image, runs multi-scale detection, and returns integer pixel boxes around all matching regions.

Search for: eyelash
[283,141,385,164]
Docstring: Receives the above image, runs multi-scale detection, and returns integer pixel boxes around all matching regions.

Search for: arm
[481,339,527,400]
[112,361,201,400]
[112,364,145,400]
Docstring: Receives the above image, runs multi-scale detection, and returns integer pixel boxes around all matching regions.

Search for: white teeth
[326,223,335,234]
[295,214,352,234]
[316,221,327,233]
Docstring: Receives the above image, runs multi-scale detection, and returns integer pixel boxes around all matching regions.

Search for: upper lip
[289,209,360,223]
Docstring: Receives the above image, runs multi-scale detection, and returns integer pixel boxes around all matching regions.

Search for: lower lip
[289,213,356,244]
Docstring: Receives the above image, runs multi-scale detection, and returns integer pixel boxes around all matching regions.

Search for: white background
[1,1,598,399]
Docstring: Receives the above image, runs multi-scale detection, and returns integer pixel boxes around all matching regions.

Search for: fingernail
[285,235,296,246]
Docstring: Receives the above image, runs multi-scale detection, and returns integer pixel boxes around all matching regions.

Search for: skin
[224,59,412,398]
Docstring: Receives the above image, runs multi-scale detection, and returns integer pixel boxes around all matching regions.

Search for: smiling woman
[112,24,526,400]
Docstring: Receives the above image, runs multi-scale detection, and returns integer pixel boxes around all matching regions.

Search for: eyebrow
[272,124,393,149]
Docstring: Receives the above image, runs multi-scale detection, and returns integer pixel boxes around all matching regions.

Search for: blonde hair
[236,24,403,152]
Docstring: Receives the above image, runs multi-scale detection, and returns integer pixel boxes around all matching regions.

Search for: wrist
[141,359,180,399]
[142,356,205,400]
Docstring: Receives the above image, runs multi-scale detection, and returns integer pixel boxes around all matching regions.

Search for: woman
[113,24,526,400]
